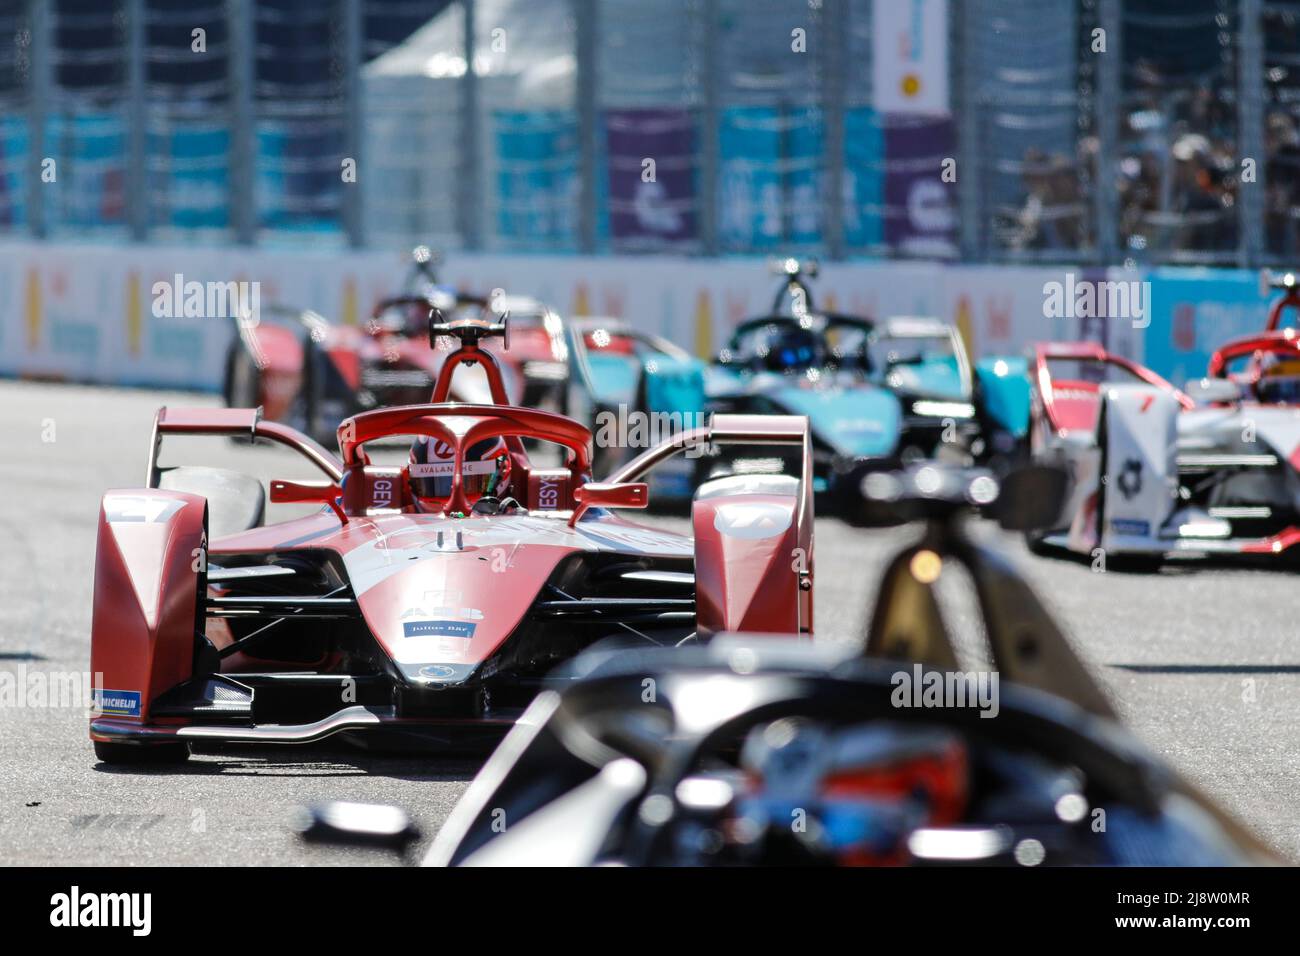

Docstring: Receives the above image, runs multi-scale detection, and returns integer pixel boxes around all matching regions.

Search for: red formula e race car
[224,292,569,447]
[224,251,568,445]
[89,313,813,763]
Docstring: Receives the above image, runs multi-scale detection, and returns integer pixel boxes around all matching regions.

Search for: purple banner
[604,109,696,246]
[884,115,957,256]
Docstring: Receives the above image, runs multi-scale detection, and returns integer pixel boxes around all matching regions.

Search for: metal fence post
[341,0,364,248]
[821,0,846,260]
[26,0,50,239]
[699,0,719,256]
[1238,0,1265,268]
[458,0,481,250]
[1094,0,1122,264]
[575,0,598,253]
[956,0,982,262]
[126,0,147,241]
[227,0,255,245]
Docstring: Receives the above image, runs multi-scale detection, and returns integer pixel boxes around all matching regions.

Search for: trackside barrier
[0,241,1274,392]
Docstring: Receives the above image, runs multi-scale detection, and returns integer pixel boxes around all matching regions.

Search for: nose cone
[772,383,902,457]
[395,661,479,687]
[341,517,575,682]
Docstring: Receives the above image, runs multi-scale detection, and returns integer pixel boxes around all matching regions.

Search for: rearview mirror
[1184,377,1241,405]
[569,481,649,526]
[270,479,347,522]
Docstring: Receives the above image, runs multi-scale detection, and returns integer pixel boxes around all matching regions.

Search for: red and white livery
[89,308,813,762]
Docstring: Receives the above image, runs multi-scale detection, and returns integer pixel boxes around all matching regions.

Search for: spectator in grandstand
[1010,149,1087,253]
[1010,149,1052,251]
[1266,111,1300,257]
[1170,133,1235,252]
[1117,149,1160,254]
[1044,154,1087,249]
[1118,62,1241,258]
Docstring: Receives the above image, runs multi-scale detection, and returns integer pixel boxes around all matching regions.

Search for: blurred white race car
[1028,337,1300,568]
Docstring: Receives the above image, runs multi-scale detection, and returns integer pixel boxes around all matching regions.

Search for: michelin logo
[92,689,141,717]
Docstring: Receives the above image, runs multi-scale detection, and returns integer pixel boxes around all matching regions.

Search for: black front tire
[226,346,261,409]
[93,740,191,765]
[295,331,322,442]
[225,347,263,446]
[1024,529,1054,555]
[1104,552,1165,573]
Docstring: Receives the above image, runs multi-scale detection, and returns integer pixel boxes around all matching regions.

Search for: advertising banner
[492,109,580,248]
[2,241,1276,394]
[843,108,886,251]
[872,0,950,116]
[718,106,823,251]
[604,109,696,247]
[884,115,957,257]
[1142,267,1270,388]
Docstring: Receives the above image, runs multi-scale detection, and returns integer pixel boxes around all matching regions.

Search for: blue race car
[703,261,1030,516]
[866,313,1030,473]
[565,260,1030,517]
[563,316,709,500]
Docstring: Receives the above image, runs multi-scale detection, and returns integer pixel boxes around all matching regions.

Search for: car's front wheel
[226,344,261,408]
[1023,529,1054,555]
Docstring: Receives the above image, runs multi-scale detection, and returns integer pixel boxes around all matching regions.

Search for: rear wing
[1032,341,1193,426]
[145,406,344,487]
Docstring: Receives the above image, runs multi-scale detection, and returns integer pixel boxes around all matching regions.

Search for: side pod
[1067,383,1180,555]
[692,474,809,638]
[604,411,815,637]
[90,490,208,728]
[974,355,1031,438]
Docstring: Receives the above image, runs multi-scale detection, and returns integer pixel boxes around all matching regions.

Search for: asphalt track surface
[1,379,1298,866]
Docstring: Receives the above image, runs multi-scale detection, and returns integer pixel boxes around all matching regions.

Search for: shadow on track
[91,741,483,782]
[1110,663,1300,674]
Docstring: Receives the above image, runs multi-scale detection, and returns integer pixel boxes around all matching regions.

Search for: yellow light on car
[910,549,942,584]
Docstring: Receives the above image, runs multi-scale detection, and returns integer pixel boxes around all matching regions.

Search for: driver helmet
[1255,350,1300,403]
[757,325,820,374]
[409,435,512,511]
[370,298,429,337]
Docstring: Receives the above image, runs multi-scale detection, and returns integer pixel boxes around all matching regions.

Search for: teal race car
[563,316,709,500]
[564,261,1030,517]
[867,313,1030,471]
